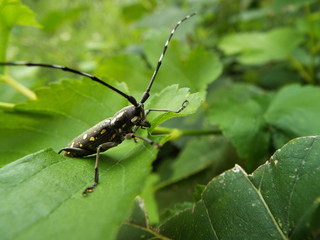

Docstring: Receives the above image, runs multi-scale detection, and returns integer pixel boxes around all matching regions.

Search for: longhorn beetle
[0,13,196,195]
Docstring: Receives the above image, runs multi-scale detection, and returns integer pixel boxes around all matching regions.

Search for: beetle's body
[64,117,120,158]
[0,13,196,194]
[62,104,149,157]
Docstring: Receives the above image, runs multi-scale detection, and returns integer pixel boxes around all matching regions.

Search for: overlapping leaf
[158,136,320,239]
[208,84,320,168]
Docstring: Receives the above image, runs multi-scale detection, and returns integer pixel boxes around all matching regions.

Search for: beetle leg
[131,100,189,134]
[82,142,119,196]
[145,100,189,116]
[58,147,94,157]
[126,133,160,148]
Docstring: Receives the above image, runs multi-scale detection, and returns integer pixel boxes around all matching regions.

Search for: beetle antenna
[0,62,138,106]
[140,12,196,104]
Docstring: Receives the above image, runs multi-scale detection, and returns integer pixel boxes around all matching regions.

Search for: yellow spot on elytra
[131,116,138,123]
[90,137,95,141]
[80,144,83,147]
[111,134,116,139]
[100,129,107,134]
[122,123,126,128]
[70,142,75,148]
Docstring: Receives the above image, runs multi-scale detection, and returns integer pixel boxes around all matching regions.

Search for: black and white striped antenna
[140,12,196,104]
[0,62,139,105]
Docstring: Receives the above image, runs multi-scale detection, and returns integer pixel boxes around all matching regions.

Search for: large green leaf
[218,28,303,65]
[0,146,157,240]
[207,83,271,169]
[158,136,320,239]
[208,84,320,169]
[265,84,320,147]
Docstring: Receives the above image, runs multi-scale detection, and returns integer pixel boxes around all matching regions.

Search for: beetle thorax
[111,104,150,131]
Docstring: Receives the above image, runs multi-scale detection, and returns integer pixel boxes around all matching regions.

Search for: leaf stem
[152,126,222,140]
[0,102,15,110]
[0,75,37,100]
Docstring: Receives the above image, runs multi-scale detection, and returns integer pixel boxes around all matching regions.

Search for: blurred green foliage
[0,0,320,239]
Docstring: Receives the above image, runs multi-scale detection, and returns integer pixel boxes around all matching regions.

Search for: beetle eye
[141,120,150,128]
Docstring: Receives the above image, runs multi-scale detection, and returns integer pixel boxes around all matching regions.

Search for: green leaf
[156,136,233,188]
[0,0,40,62]
[116,197,160,239]
[96,54,149,95]
[139,174,160,224]
[193,184,206,201]
[265,84,320,147]
[121,3,148,22]
[0,146,157,240]
[218,28,303,65]
[0,79,124,165]
[154,136,239,221]
[207,84,271,169]
[0,0,40,28]
[251,136,320,239]
[207,84,320,169]
[160,200,217,239]
[39,6,87,32]
[159,136,320,239]
[146,85,202,132]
